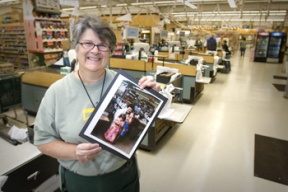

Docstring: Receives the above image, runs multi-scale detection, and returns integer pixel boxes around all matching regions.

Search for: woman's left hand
[138,76,160,92]
[75,143,102,163]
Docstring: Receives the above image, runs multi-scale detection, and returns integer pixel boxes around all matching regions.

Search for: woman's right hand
[75,143,102,163]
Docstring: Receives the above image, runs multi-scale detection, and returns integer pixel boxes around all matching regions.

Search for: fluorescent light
[228,0,237,8]
[173,10,287,15]
[0,0,16,3]
[155,1,173,4]
[131,2,153,5]
[80,6,97,10]
[62,8,75,11]
[173,11,286,17]
[116,4,127,7]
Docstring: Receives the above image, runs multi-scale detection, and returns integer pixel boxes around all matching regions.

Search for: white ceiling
[3,0,288,28]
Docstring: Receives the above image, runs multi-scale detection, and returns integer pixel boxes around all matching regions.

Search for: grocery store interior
[0,0,288,192]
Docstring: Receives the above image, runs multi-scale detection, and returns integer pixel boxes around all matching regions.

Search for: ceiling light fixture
[116,4,128,7]
[80,6,97,10]
[0,0,16,3]
[227,0,237,8]
[154,1,175,4]
[62,8,75,11]
[131,2,153,6]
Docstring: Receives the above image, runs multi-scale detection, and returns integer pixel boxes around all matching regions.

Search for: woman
[33,15,160,192]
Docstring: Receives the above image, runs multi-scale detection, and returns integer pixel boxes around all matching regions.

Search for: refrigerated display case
[267,32,285,63]
[254,32,269,62]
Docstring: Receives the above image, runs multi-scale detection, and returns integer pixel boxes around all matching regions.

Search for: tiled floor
[137,50,288,192]
[2,49,288,192]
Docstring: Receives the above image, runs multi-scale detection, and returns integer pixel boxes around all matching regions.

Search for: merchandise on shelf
[22,0,70,66]
[112,43,129,58]
[0,24,29,69]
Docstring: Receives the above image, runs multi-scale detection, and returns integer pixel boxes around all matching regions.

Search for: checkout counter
[19,65,192,152]
[21,67,63,114]
[0,67,60,191]
[170,50,218,81]
[140,103,192,150]
[110,56,211,103]
[0,118,59,191]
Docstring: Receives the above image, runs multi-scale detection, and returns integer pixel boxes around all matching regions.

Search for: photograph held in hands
[79,70,167,159]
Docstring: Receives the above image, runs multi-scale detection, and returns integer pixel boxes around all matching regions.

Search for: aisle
[138,49,288,192]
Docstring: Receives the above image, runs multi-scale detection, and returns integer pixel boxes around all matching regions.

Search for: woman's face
[77,29,111,73]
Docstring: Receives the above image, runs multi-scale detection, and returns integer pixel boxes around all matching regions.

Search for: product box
[156,72,175,84]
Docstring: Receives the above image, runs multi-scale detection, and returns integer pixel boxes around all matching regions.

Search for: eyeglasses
[78,42,109,52]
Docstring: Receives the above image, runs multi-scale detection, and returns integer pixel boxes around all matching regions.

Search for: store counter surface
[158,103,192,123]
[196,77,212,84]
[0,139,41,175]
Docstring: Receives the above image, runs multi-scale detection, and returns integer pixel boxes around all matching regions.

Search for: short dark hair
[127,104,135,110]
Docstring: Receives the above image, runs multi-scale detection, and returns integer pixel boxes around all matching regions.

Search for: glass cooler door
[254,32,269,62]
[267,32,283,63]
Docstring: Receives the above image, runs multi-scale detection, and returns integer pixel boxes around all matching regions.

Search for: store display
[267,32,285,63]
[254,32,270,62]
[22,0,70,66]
[113,43,129,58]
[0,24,29,69]
[0,63,14,74]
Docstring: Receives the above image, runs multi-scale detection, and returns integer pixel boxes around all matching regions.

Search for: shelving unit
[0,23,29,69]
[22,0,70,67]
